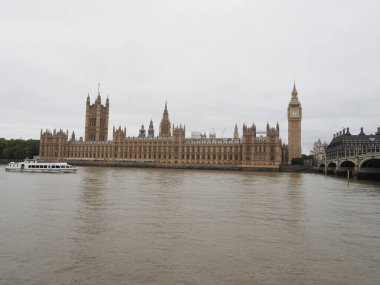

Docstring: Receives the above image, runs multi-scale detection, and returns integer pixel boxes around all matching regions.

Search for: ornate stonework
[84,84,109,142]
[287,83,302,162]
[39,84,298,170]
[159,102,171,137]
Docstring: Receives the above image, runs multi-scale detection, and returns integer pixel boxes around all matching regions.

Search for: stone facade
[40,84,300,169]
[287,83,302,162]
[326,127,380,160]
[310,139,328,164]
[84,85,109,142]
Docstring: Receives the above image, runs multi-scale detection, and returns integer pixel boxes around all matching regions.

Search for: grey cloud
[1,0,379,153]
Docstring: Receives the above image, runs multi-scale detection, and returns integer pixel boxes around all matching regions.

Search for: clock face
[290,108,299,117]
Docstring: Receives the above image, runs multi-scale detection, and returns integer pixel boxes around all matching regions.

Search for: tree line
[0,138,39,159]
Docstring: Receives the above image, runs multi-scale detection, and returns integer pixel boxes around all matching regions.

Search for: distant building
[310,139,328,164]
[326,127,380,160]
[39,83,301,169]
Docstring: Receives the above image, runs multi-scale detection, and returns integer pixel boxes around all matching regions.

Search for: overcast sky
[1,0,379,153]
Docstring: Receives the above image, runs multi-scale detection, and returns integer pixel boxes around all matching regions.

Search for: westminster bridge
[320,127,380,178]
[320,153,380,177]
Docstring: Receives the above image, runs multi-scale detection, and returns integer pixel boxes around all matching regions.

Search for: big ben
[288,82,302,163]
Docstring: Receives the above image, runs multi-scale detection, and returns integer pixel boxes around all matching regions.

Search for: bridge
[319,127,380,178]
[319,152,380,177]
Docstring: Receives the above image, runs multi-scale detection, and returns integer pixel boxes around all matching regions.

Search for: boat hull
[5,159,78,173]
[5,168,77,173]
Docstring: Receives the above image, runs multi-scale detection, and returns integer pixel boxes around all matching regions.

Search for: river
[0,166,379,284]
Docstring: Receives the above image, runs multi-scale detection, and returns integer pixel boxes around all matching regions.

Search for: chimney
[359,127,365,135]
[376,127,380,135]
[346,127,351,135]
[343,128,346,135]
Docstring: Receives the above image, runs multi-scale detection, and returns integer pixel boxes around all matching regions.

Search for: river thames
[0,166,379,285]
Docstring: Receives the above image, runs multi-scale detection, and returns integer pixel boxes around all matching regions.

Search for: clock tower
[287,82,302,163]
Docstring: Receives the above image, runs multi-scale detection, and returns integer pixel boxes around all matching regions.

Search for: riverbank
[67,159,283,172]
[0,158,316,173]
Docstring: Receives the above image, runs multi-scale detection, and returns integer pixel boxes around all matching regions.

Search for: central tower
[159,101,171,137]
[85,83,109,142]
[287,82,302,163]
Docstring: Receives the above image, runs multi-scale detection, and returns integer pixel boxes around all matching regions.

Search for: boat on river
[5,159,77,173]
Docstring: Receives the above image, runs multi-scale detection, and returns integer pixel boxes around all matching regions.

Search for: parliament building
[39,84,302,170]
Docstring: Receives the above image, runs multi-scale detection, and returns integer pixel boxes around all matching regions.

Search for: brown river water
[0,165,379,285]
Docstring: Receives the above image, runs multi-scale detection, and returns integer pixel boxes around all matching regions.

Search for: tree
[0,138,40,159]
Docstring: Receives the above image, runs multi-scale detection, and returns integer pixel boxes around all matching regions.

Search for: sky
[1,0,379,153]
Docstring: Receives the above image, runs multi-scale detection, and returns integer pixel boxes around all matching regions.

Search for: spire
[148,119,154,137]
[163,100,168,117]
[160,101,171,137]
[292,81,298,96]
[233,124,239,139]
[289,81,301,106]
[96,82,101,103]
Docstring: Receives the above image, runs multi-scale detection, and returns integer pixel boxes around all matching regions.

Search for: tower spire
[292,80,298,96]
[159,101,171,137]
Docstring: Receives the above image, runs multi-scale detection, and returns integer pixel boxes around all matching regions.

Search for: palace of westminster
[39,84,302,170]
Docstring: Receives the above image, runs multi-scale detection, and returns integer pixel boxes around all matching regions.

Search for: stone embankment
[67,160,317,172]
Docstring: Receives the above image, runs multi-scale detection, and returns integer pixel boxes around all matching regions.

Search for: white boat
[5,159,78,173]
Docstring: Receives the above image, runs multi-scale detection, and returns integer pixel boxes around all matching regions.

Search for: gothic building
[287,82,302,162]
[159,102,171,137]
[39,84,302,169]
[84,84,109,142]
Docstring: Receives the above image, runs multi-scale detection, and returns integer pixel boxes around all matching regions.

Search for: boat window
[52,165,55,168]
[44,165,47,168]
[28,165,31,168]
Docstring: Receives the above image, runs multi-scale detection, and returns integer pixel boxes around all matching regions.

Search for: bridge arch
[339,160,356,168]
[327,162,337,168]
[319,163,326,168]
[359,158,380,169]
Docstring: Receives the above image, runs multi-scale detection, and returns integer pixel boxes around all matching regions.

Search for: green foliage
[0,138,39,159]
[291,154,315,166]
[291,157,304,166]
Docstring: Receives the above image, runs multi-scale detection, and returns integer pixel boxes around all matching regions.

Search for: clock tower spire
[287,82,302,163]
